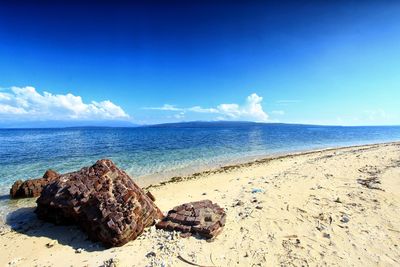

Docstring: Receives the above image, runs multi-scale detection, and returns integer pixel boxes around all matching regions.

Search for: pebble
[340,214,350,223]
[141,229,184,266]
[334,197,342,203]
[102,258,120,267]
[75,248,84,253]
[146,251,156,258]
[232,200,244,207]
[45,240,58,248]
[8,258,23,266]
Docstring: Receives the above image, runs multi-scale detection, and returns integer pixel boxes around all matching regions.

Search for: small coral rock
[156,200,226,239]
[10,169,60,198]
[35,159,163,247]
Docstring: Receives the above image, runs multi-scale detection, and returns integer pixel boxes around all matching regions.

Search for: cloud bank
[0,86,129,121]
[145,93,269,122]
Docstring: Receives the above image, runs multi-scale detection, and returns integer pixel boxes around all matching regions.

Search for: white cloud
[145,93,269,122]
[144,104,182,111]
[0,104,27,115]
[0,86,130,121]
[214,94,269,121]
[174,112,185,119]
[0,92,13,101]
[187,106,219,113]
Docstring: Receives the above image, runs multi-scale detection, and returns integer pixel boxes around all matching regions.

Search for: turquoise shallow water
[1,122,400,221]
[1,123,400,195]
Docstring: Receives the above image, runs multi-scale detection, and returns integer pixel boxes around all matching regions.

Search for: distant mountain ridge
[0,120,306,129]
[144,121,316,128]
[1,120,397,129]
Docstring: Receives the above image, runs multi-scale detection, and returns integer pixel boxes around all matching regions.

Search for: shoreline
[1,140,398,223]
[141,140,400,188]
[1,141,400,266]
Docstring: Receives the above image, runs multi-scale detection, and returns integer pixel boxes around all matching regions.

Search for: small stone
[323,233,331,239]
[255,205,263,210]
[75,248,84,253]
[180,232,192,238]
[102,257,120,267]
[334,197,342,203]
[232,200,244,207]
[340,214,350,223]
[46,240,58,248]
[146,251,156,258]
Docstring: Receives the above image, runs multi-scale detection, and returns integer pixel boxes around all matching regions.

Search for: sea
[1,122,400,222]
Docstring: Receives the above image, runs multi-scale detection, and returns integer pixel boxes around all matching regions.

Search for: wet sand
[1,142,400,266]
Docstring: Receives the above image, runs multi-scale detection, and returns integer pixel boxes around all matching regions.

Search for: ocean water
[1,123,400,193]
[1,123,400,219]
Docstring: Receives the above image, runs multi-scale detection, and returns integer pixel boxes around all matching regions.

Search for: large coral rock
[156,200,226,239]
[10,169,60,198]
[35,159,163,247]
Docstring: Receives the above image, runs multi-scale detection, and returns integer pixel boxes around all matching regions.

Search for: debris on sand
[357,176,384,191]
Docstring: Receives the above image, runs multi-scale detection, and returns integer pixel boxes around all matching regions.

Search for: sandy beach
[1,142,399,266]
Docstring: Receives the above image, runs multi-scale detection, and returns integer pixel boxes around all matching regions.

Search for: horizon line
[1,120,400,129]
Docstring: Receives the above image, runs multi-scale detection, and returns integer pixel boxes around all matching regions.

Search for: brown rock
[146,191,156,202]
[10,169,60,198]
[35,159,163,247]
[43,169,59,179]
[156,200,226,239]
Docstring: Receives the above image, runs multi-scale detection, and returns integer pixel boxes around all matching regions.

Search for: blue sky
[0,0,399,126]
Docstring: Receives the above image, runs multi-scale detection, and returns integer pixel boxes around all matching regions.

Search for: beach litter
[251,188,264,194]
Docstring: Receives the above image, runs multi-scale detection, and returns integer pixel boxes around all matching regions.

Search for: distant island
[2,120,399,129]
[145,121,314,128]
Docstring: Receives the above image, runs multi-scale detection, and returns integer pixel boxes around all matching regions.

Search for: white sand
[1,142,400,266]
